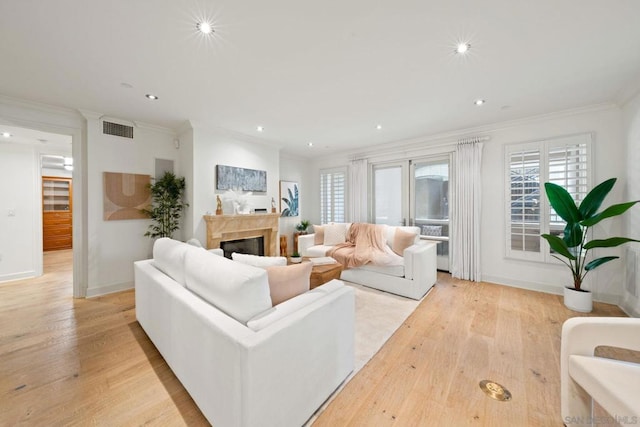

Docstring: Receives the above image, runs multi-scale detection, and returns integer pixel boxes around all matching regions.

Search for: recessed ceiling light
[197,22,214,34]
[256,126,264,132]
[145,94,158,100]
[307,142,313,147]
[474,99,486,106]
[2,132,11,138]
[376,124,382,130]
[455,43,471,54]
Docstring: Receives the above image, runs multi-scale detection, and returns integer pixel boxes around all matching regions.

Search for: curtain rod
[350,135,491,161]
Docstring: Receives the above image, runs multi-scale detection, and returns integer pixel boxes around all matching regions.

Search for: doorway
[0,124,76,282]
[371,155,451,271]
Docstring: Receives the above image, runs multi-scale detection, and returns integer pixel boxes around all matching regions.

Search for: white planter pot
[563,287,593,313]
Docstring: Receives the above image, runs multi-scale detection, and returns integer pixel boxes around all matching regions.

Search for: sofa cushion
[305,245,331,257]
[313,225,325,245]
[246,279,344,331]
[392,228,419,256]
[357,263,405,277]
[232,252,287,268]
[153,237,200,286]
[184,247,272,323]
[265,262,312,305]
[324,223,347,246]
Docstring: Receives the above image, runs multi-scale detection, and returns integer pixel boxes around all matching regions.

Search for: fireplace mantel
[203,213,280,256]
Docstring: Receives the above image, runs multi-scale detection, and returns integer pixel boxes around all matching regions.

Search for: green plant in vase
[540,178,638,311]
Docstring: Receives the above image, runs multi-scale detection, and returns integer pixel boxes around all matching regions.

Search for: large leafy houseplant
[143,171,188,239]
[541,178,638,291]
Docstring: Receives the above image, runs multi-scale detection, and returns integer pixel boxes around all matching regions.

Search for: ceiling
[1,1,640,157]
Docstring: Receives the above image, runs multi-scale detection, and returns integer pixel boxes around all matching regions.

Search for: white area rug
[305,282,423,425]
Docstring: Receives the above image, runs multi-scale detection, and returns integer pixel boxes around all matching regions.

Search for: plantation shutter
[505,133,592,263]
[508,147,542,255]
[320,168,346,224]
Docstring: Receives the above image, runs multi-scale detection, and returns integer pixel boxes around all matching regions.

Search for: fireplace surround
[203,213,280,256]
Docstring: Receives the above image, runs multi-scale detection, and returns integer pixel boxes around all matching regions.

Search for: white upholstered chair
[561,317,640,426]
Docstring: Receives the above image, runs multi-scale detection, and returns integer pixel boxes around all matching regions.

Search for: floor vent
[625,247,638,297]
[103,121,134,139]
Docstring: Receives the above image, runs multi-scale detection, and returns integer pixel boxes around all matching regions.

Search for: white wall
[480,106,624,303]
[280,152,313,253]
[85,116,178,296]
[310,105,627,303]
[0,143,39,281]
[184,124,281,246]
[622,91,640,316]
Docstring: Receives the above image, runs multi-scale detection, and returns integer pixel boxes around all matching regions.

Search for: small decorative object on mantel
[271,197,276,213]
[222,189,252,214]
[216,195,223,215]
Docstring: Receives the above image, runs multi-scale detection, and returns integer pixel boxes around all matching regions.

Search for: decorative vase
[563,287,593,313]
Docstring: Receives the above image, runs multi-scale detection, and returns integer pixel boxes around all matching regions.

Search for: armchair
[561,317,640,426]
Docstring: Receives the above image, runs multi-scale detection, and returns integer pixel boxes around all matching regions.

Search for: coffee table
[289,257,343,289]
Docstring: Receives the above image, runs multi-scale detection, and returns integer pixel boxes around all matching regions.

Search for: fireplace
[220,237,265,259]
[203,213,280,256]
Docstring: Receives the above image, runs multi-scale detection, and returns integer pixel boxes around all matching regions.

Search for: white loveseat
[134,238,355,427]
[298,224,437,300]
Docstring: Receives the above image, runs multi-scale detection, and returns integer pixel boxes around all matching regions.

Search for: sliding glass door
[372,156,451,271]
[411,157,450,270]
[372,163,407,226]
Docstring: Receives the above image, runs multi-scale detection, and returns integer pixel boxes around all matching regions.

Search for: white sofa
[561,317,640,426]
[134,238,355,427]
[298,224,437,300]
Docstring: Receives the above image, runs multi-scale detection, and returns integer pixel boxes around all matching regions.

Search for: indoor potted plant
[541,178,638,312]
[295,220,310,234]
[290,251,302,263]
[143,171,188,239]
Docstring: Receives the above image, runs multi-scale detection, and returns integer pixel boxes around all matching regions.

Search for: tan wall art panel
[103,172,151,220]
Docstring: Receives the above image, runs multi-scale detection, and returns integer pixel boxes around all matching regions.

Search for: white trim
[315,103,616,163]
[85,281,134,298]
[483,274,621,305]
[0,270,38,283]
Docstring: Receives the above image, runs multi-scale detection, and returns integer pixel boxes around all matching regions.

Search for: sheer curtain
[451,140,483,281]
[349,158,368,222]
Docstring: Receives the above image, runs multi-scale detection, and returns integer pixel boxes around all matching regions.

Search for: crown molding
[316,102,620,162]
[77,110,175,136]
[0,94,81,119]
[189,121,284,150]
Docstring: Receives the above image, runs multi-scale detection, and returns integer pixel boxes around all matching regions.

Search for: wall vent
[103,121,134,139]
[625,247,638,297]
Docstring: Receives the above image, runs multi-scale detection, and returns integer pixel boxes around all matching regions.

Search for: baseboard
[482,275,621,305]
[0,270,37,283]
[85,281,134,298]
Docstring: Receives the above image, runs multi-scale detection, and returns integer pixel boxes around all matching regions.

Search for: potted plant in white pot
[541,178,638,312]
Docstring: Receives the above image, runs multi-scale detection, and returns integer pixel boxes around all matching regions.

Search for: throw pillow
[265,262,312,305]
[232,252,287,268]
[392,228,418,256]
[323,223,347,246]
[313,225,325,245]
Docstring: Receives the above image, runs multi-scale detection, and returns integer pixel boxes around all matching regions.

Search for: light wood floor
[0,250,630,426]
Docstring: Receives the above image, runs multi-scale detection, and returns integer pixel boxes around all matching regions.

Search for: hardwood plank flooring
[0,251,632,426]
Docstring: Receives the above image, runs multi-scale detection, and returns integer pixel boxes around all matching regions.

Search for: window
[505,133,591,262]
[320,167,346,224]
